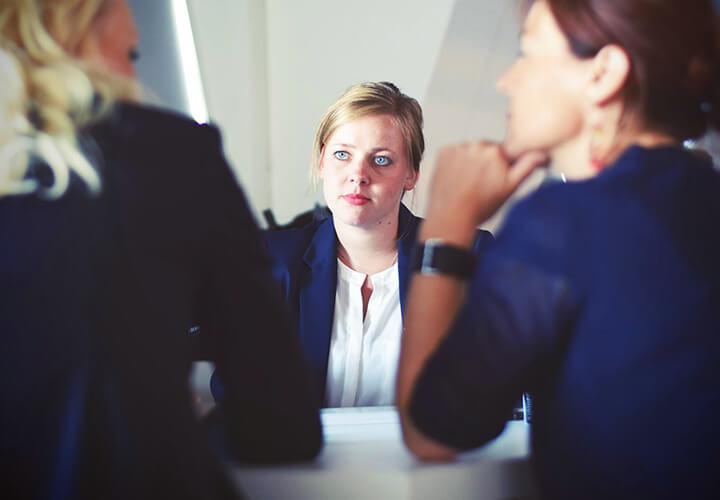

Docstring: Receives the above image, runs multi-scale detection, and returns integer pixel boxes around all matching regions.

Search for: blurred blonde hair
[0,0,139,199]
[310,81,425,187]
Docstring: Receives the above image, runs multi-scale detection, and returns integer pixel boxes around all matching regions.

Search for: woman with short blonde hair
[240,81,493,408]
[311,81,425,184]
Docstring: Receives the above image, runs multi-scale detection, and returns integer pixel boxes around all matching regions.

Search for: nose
[347,158,370,185]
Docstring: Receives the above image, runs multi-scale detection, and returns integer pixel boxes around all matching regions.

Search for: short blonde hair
[310,81,425,185]
[0,0,139,198]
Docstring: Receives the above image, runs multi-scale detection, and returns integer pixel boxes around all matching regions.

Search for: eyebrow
[328,143,397,154]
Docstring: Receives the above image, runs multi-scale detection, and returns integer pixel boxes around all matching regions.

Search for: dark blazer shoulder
[109,101,212,135]
[86,101,223,161]
[397,204,493,255]
[264,219,328,264]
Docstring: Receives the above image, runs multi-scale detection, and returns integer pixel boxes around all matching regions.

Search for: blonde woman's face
[319,113,418,230]
[81,0,139,77]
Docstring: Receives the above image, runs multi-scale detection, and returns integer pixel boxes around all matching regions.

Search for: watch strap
[411,238,477,279]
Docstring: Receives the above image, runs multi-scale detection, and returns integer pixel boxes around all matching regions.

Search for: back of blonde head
[0,0,138,199]
[310,81,425,186]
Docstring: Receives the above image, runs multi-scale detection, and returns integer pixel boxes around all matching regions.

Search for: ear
[404,168,419,191]
[586,44,630,106]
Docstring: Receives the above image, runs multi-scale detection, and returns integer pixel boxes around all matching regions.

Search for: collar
[302,203,419,268]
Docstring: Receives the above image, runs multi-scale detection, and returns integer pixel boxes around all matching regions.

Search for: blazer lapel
[397,204,420,316]
[299,217,338,404]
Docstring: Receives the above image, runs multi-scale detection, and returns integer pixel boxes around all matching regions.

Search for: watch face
[413,240,476,279]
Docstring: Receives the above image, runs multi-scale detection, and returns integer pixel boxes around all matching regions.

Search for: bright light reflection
[171,0,209,124]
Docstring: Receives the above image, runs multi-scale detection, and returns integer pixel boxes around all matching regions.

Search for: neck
[551,134,592,180]
[335,212,400,276]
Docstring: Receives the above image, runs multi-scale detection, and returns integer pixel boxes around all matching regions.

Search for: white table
[230,407,539,500]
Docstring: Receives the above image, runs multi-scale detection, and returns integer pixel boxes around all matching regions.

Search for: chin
[503,135,550,162]
[333,207,369,226]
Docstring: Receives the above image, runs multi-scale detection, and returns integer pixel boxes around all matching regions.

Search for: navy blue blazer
[1,102,321,500]
[264,204,494,405]
[409,146,720,499]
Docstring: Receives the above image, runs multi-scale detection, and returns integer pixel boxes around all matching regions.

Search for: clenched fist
[421,141,548,246]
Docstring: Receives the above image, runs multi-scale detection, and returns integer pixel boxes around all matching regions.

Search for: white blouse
[324,259,403,407]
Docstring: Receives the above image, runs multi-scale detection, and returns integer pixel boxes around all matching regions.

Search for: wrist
[411,238,477,280]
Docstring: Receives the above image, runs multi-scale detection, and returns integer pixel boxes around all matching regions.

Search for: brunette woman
[398,1,720,499]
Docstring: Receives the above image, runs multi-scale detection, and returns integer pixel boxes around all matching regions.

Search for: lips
[342,194,370,206]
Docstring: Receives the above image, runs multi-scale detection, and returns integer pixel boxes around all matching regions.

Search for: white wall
[128,0,189,113]
[187,0,271,215]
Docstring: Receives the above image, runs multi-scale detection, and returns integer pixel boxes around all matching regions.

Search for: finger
[507,151,548,188]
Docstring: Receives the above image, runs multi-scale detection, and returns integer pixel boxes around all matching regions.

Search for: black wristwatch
[411,238,477,279]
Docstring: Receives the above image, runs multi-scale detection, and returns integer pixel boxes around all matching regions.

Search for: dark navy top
[1,103,321,500]
[410,145,720,499]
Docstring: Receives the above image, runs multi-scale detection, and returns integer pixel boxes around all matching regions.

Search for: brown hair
[544,0,720,140]
[310,81,424,185]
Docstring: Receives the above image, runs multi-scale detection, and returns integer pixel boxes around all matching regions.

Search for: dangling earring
[588,127,606,171]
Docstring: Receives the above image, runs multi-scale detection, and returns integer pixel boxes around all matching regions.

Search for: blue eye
[374,155,391,166]
[334,151,349,160]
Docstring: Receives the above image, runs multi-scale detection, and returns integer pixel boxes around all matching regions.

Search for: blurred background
[128,0,720,233]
